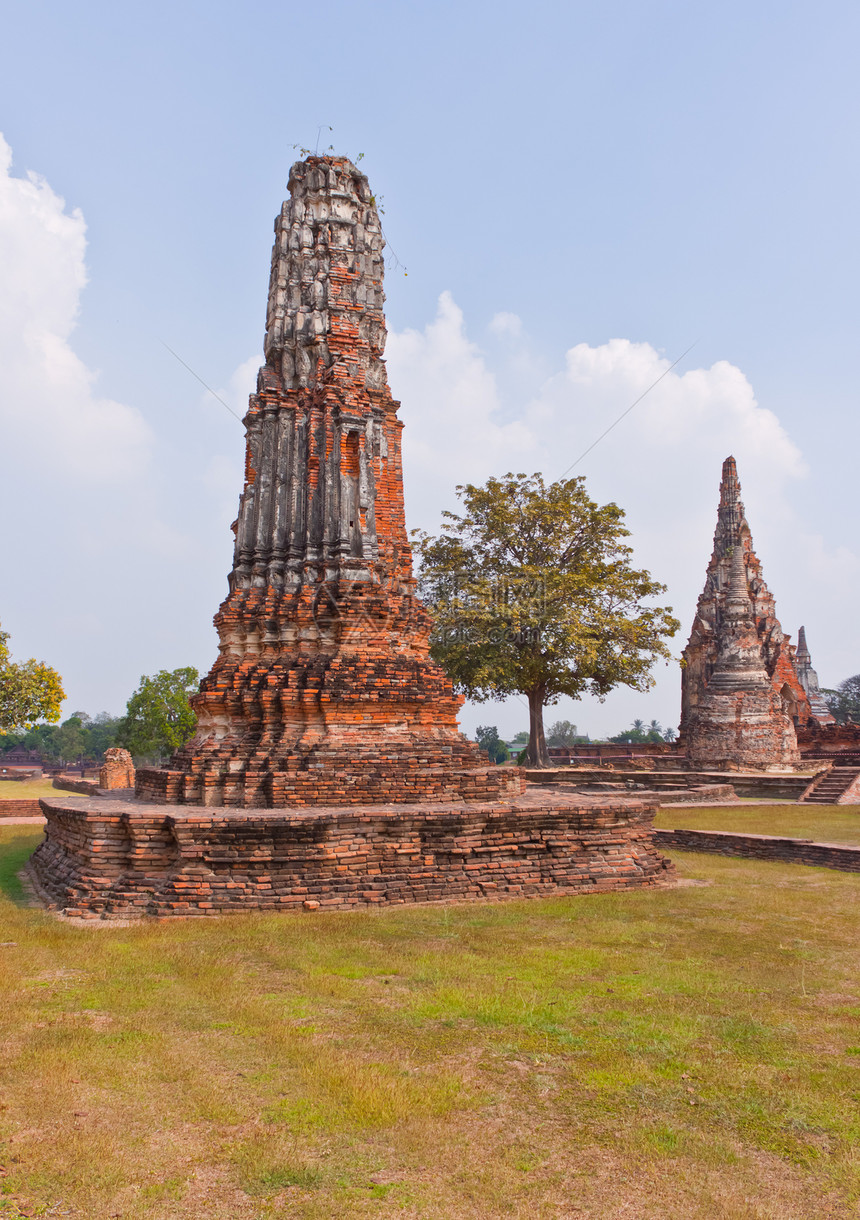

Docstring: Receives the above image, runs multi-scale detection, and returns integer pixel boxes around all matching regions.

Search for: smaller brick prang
[99,748,135,791]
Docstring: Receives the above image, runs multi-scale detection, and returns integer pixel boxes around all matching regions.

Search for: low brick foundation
[654,828,860,873]
[52,776,102,796]
[29,793,675,919]
[0,800,43,818]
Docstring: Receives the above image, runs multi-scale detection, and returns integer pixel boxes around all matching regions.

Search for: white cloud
[386,292,537,527]
[0,132,150,481]
[488,311,523,337]
[0,135,211,717]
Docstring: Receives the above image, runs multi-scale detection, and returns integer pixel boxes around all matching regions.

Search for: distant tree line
[822,675,860,725]
[607,719,676,744]
[0,668,200,766]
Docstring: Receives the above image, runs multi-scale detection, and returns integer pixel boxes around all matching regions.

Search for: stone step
[803,768,860,804]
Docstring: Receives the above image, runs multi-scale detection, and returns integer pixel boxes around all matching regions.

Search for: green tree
[609,724,646,744]
[51,715,89,765]
[415,473,679,767]
[116,668,199,763]
[822,675,860,725]
[610,718,670,745]
[475,725,509,764]
[83,712,123,756]
[0,620,65,733]
[546,719,579,748]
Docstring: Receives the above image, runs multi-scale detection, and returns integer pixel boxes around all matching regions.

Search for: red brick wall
[0,800,43,818]
[654,828,860,873]
[31,794,674,918]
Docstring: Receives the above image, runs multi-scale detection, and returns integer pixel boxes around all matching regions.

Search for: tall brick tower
[32,155,674,918]
[136,157,522,808]
[679,456,805,767]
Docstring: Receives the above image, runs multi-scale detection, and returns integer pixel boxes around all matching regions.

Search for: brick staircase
[803,766,860,804]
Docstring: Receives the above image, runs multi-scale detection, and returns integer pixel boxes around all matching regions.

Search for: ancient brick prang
[680,457,802,768]
[99,748,135,791]
[137,157,522,808]
[794,627,835,724]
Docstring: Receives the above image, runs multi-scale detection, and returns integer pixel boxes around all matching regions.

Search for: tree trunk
[526,685,550,767]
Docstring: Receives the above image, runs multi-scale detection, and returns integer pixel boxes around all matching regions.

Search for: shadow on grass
[0,830,44,904]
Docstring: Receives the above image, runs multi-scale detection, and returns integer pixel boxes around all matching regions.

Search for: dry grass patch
[0,779,63,803]
[1,825,859,1217]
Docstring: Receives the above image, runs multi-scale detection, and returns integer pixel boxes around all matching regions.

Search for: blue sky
[1,0,858,739]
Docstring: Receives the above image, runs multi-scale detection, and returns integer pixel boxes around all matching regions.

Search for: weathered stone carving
[680,456,803,768]
[136,157,522,808]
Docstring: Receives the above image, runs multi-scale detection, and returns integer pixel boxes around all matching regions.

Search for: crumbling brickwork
[793,627,835,724]
[99,748,135,791]
[653,828,860,873]
[0,800,42,818]
[136,157,521,809]
[31,792,674,919]
[680,458,802,768]
[30,156,675,918]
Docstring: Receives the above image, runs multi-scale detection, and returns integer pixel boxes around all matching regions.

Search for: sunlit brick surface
[31,793,674,918]
[136,156,522,809]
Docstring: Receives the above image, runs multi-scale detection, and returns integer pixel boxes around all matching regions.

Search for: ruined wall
[31,793,674,918]
[654,828,860,873]
[0,800,42,818]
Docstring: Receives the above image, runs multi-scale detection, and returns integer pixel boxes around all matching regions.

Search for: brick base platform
[28,793,675,919]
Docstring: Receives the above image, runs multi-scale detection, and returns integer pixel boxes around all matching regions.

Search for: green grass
[0,778,61,801]
[655,803,860,845]
[2,824,860,1217]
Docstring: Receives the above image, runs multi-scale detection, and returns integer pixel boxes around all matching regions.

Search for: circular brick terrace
[28,791,675,920]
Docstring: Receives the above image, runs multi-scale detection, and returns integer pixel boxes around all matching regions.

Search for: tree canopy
[474,724,509,764]
[0,620,65,733]
[414,473,679,766]
[822,675,860,725]
[546,719,582,748]
[115,668,199,763]
[609,718,674,744]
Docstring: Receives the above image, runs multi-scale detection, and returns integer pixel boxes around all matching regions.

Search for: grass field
[2,824,860,1218]
[0,779,62,802]
[655,803,860,845]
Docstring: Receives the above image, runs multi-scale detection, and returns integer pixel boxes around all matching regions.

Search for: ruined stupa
[30,157,674,917]
[136,156,520,809]
[679,456,803,767]
[794,626,835,724]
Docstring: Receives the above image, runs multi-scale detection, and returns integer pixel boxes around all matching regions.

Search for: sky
[0,0,858,742]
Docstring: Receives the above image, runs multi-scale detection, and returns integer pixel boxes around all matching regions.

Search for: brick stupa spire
[794,626,835,723]
[679,456,804,767]
[137,156,522,808]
